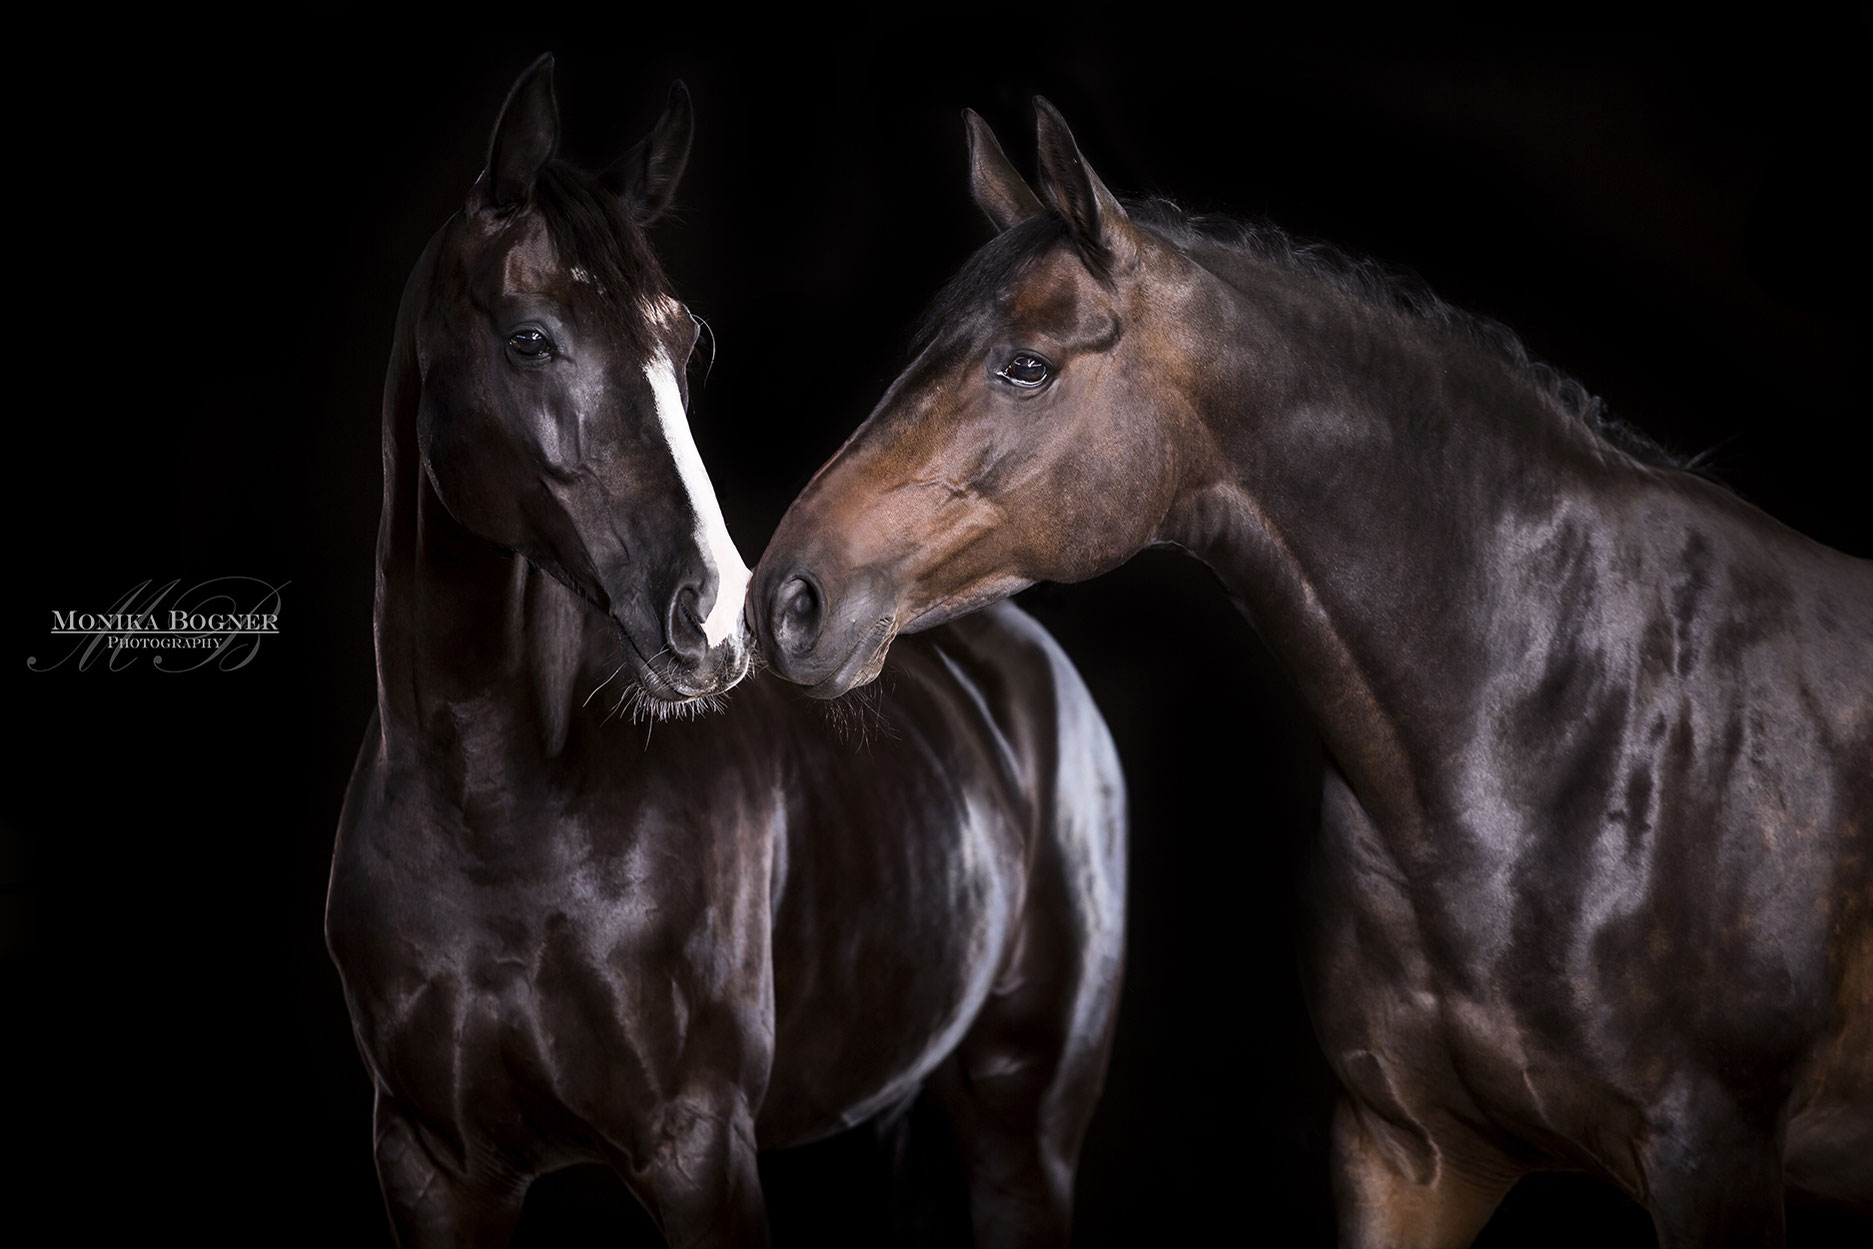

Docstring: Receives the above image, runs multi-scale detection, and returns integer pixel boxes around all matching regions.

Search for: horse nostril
[782,581,815,623]
[667,583,708,663]
[771,574,824,657]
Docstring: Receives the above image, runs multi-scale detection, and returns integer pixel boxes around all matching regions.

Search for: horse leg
[1331,1097,1519,1249]
[860,1084,976,1248]
[932,786,1126,1248]
[373,1095,526,1249]
[609,1085,770,1249]
[1640,1092,1787,1248]
[928,993,1112,1249]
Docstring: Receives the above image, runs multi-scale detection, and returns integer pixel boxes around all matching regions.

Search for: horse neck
[372,262,604,766]
[1161,251,1639,827]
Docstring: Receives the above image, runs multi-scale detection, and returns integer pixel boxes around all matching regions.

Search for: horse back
[758,601,1125,1143]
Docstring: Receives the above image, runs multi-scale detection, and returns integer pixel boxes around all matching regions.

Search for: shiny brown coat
[751,101,1872,1247]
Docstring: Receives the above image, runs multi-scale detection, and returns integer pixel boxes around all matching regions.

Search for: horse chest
[331,749,770,1137]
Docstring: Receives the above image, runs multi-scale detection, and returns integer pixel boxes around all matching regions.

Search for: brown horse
[326,64,1125,1248]
[750,100,1873,1247]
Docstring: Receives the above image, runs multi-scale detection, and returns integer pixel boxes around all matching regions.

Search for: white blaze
[645,351,750,648]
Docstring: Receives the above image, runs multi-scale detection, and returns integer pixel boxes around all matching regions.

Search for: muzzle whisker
[583,659,629,707]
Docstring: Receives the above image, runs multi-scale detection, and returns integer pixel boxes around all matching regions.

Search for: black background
[8,11,1870,1245]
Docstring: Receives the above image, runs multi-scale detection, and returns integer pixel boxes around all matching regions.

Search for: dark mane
[916,199,1707,477]
[1128,199,1708,475]
[531,161,671,351]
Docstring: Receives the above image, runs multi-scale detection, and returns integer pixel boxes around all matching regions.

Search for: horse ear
[476,54,559,212]
[965,109,1043,232]
[1032,97,1136,270]
[601,81,694,225]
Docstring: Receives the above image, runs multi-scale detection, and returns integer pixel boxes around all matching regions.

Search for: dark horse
[751,101,1872,1246]
[326,63,1125,1248]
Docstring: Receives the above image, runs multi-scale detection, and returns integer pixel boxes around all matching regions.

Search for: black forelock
[530,160,672,352]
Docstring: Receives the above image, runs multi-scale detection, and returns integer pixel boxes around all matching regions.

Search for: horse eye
[997,353,1052,389]
[507,328,555,361]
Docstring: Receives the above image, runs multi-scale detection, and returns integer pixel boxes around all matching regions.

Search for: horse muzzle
[752,563,900,698]
[615,574,753,707]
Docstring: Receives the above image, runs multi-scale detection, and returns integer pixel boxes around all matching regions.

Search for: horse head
[752,101,1206,698]
[415,56,750,704]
